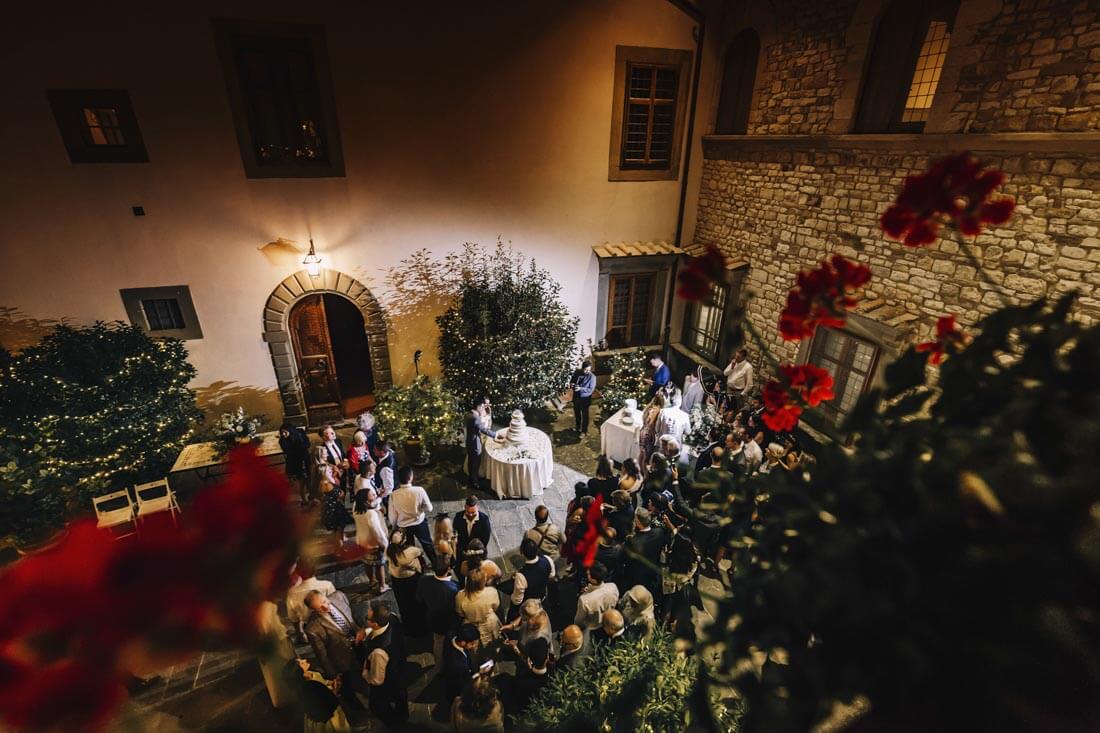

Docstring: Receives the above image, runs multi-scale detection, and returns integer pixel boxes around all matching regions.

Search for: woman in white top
[353,488,389,593]
[455,566,501,647]
[386,529,427,628]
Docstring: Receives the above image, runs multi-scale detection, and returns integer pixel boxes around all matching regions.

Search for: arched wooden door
[289,295,341,421]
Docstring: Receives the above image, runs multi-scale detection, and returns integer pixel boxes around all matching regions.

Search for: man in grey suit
[465,395,498,490]
[303,589,371,710]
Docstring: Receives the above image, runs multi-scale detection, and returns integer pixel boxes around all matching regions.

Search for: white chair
[133,478,181,525]
[93,489,136,538]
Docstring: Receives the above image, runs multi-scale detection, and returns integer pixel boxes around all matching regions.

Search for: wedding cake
[505,409,530,444]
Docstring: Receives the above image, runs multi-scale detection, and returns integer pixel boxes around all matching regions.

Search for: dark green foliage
[697,294,1100,732]
[513,628,735,733]
[437,247,578,413]
[0,323,201,542]
[598,348,649,423]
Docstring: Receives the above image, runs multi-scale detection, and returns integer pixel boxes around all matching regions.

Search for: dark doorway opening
[323,294,374,417]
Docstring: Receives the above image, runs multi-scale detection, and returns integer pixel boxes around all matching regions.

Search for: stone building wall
[696,144,1100,363]
[947,0,1100,133]
[698,0,1100,369]
[747,0,858,135]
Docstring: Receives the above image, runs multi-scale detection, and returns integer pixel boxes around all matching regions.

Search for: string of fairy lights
[1,327,199,489]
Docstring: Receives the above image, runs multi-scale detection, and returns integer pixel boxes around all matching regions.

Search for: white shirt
[724,360,754,394]
[510,555,557,605]
[387,484,433,528]
[743,439,763,473]
[575,581,620,630]
[658,407,691,442]
[377,466,395,495]
[365,625,390,686]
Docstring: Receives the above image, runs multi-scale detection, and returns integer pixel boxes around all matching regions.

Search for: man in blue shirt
[645,352,670,400]
[570,361,597,433]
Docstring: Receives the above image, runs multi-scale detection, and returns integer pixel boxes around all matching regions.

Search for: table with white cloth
[480,428,554,499]
[600,408,642,464]
[169,431,284,494]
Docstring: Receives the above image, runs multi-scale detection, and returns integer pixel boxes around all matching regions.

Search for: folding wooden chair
[92,489,137,538]
[133,478,181,525]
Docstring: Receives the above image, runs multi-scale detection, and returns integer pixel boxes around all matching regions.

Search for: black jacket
[279,426,311,478]
[441,637,475,702]
[454,510,492,556]
[623,527,666,593]
[415,574,459,636]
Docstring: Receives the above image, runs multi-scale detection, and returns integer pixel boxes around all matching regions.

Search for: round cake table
[599,408,642,465]
[480,428,554,499]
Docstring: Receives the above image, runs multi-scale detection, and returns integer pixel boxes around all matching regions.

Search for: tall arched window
[854,0,960,133]
[715,28,760,134]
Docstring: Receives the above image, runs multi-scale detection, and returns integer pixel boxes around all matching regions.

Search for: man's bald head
[601,608,625,635]
[561,624,583,651]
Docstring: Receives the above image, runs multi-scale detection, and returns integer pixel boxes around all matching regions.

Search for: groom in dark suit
[454,494,492,558]
[465,396,498,490]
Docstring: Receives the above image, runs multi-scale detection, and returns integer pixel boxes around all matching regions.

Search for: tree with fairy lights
[0,322,201,544]
[437,244,579,414]
[598,348,649,423]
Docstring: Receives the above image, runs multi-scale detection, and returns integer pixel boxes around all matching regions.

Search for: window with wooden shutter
[606,273,656,347]
[47,90,148,164]
[807,328,880,427]
[608,46,692,182]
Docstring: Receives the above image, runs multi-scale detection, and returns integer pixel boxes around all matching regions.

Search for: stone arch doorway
[262,270,393,426]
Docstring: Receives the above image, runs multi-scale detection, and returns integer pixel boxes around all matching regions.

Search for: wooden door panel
[289,295,340,411]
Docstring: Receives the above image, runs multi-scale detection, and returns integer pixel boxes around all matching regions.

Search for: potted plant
[373,376,461,465]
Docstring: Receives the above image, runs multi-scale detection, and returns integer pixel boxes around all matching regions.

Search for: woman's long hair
[458,675,499,721]
[282,659,339,723]
[464,566,486,599]
[386,529,407,565]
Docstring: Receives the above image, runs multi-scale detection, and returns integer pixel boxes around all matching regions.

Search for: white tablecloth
[600,409,641,464]
[481,427,553,499]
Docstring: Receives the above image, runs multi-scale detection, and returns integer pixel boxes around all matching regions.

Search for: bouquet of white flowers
[684,403,723,449]
[214,406,264,448]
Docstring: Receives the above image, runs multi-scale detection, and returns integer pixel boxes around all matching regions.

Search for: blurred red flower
[779,255,872,341]
[881,152,1015,246]
[0,447,304,732]
[762,379,802,432]
[762,364,836,432]
[916,315,968,365]
[565,496,605,568]
[677,245,727,302]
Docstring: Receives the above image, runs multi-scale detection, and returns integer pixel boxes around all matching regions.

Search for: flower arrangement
[213,406,264,446]
[684,402,723,449]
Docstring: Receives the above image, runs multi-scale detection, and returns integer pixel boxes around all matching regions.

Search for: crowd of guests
[267,351,813,732]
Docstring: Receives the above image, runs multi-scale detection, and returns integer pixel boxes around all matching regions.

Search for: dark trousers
[467,450,482,488]
[369,684,409,728]
[406,518,437,565]
[573,396,592,432]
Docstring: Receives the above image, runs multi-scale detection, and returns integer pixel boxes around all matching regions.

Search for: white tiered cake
[505,409,530,444]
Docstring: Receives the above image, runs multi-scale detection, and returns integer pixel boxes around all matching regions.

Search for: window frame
[682,281,730,363]
[46,89,149,164]
[606,272,658,347]
[120,286,203,341]
[853,0,960,134]
[806,327,881,430]
[212,19,345,179]
[608,46,692,182]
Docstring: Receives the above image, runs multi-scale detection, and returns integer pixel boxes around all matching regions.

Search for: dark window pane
[142,298,185,331]
[620,62,678,171]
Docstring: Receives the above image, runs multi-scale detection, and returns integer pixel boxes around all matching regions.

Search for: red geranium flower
[916,315,968,365]
[762,379,802,432]
[0,447,305,732]
[779,255,872,341]
[762,364,836,432]
[881,152,1015,246]
[677,245,727,302]
[565,496,605,568]
[781,364,836,407]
